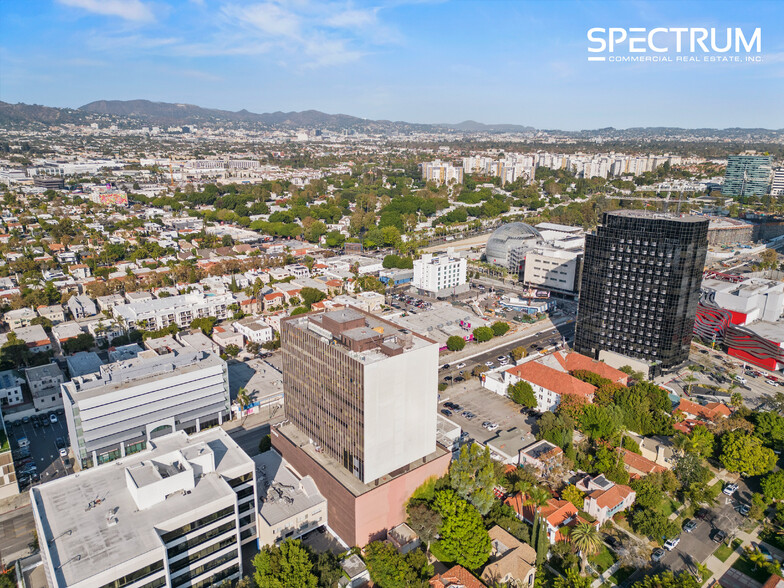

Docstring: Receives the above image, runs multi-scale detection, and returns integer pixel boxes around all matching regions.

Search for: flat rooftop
[254,451,325,527]
[275,422,449,498]
[32,428,252,587]
[606,210,707,223]
[743,320,784,344]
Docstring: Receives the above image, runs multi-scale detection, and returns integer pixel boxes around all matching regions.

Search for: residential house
[96,293,127,311]
[762,574,784,588]
[263,292,285,311]
[4,308,36,330]
[430,566,487,588]
[14,325,51,353]
[69,264,91,279]
[578,474,636,525]
[37,305,66,324]
[544,350,631,385]
[675,398,732,425]
[0,370,24,406]
[621,448,667,478]
[52,321,85,346]
[25,363,65,411]
[502,361,595,413]
[480,526,536,587]
[67,294,98,319]
[212,325,245,351]
[387,523,420,555]
[626,433,675,469]
[505,493,593,544]
[518,440,564,473]
[340,554,371,588]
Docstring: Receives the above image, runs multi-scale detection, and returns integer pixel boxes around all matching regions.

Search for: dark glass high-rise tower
[574,211,708,372]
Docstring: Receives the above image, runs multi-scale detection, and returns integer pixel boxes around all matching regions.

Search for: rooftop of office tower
[603,210,708,223]
[283,307,434,364]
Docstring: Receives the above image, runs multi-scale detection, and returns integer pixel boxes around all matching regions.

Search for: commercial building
[61,350,230,468]
[389,302,489,349]
[277,307,450,545]
[32,428,256,588]
[112,292,234,331]
[412,252,468,297]
[695,275,784,371]
[485,223,543,270]
[254,450,327,546]
[722,155,773,197]
[521,248,582,294]
[772,167,784,197]
[574,211,708,375]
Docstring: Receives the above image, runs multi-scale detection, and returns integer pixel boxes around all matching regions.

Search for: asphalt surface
[0,506,36,564]
[6,414,73,489]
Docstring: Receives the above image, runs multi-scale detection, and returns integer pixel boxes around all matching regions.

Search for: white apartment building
[412,253,468,296]
[32,428,257,588]
[0,370,24,406]
[521,247,582,294]
[62,350,230,468]
[112,292,234,331]
[234,317,274,344]
[254,450,328,546]
[772,167,784,196]
[4,308,36,330]
[421,160,464,185]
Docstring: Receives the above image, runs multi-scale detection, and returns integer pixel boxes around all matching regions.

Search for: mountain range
[0,99,781,138]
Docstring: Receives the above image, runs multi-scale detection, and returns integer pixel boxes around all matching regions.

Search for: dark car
[56,437,66,449]
[605,536,620,550]
[694,508,709,520]
[454,376,465,383]
[441,409,453,417]
[712,530,727,543]
[683,519,698,533]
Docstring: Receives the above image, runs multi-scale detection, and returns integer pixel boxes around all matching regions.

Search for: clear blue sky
[1,0,782,129]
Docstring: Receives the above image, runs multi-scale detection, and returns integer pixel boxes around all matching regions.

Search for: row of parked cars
[8,408,64,428]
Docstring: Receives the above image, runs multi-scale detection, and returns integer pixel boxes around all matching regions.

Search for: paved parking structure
[440,379,535,456]
[7,414,73,490]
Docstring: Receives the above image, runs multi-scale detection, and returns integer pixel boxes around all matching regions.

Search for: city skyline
[1,0,783,130]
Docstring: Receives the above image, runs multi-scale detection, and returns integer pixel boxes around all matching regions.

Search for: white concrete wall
[362,341,438,483]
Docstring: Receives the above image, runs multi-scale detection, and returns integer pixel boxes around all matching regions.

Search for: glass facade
[574,211,708,371]
[722,155,773,197]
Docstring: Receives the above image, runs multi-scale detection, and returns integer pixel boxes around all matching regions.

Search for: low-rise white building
[4,308,36,330]
[112,292,234,331]
[235,317,274,344]
[0,370,24,406]
[32,428,257,588]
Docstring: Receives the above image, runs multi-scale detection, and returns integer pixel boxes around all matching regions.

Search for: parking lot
[438,378,536,451]
[5,412,73,490]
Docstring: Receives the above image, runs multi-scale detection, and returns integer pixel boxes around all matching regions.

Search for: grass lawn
[603,565,635,586]
[732,555,773,584]
[714,539,743,563]
[592,545,617,574]
[759,528,784,551]
[659,499,680,518]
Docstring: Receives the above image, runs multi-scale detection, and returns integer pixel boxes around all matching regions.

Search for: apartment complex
[772,167,784,197]
[62,349,230,468]
[722,155,773,197]
[575,211,708,374]
[32,428,256,588]
[421,160,463,185]
[281,307,438,484]
[412,252,468,296]
[112,292,233,331]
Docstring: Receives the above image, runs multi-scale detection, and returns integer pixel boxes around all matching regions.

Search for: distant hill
[0,101,92,126]
[442,120,536,133]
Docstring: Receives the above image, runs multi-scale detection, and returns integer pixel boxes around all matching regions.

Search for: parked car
[663,537,680,551]
[739,503,751,516]
[651,548,665,562]
[486,423,499,431]
[484,361,494,368]
[56,437,66,449]
[441,364,450,370]
[59,447,68,458]
[441,409,453,417]
[456,362,466,369]
[712,530,727,543]
[695,508,709,520]
[454,376,465,383]
[683,519,697,533]
[50,414,58,424]
[723,483,739,495]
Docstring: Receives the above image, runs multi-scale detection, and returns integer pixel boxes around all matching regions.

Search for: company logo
[587,27,762,63]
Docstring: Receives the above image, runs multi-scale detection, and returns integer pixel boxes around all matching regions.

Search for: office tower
[722,155,773,197]
[574,211,708,374]
[62,350,230,468]
[772,167,784,197]
[32,428,256,588]
[412,252,468,296]
[281,307,437,484]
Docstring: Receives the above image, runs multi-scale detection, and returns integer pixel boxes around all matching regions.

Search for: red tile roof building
[504,361,595,413]
[551,350,631,385]
[430,565,487,588]
[621,448,667,477]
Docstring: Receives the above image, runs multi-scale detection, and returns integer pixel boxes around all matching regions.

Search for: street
[0,506,36,565]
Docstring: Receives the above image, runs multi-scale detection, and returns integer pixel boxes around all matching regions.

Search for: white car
[485,361,494,367]
[663,537,680,551]
[735,376,747,384]
[486,423,499,431]
[723,483,739,495]
[456,363,466,369]
[59,447,68,458]
[49,414,58,424]
[767,379,779,386]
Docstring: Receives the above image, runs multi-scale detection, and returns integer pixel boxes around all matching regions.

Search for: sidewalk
[0,490,31,517]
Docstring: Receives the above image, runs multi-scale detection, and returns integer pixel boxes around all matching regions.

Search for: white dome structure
[485,222,542,269]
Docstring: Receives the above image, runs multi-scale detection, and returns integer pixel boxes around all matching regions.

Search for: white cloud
[57,0,155,22]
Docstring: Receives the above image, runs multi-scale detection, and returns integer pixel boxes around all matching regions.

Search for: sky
[1,0,783,130]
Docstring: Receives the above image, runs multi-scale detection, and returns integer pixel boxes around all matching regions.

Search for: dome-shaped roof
[485,222,542,268]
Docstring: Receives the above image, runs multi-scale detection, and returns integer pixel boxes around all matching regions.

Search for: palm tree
[525,486,552,509]
[747,547,767,571]
[236,388,251,423]
[683,373,698,395]
[570,522,602,575]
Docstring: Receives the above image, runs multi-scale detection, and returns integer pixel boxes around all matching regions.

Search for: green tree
[561,485,584,509]
[62,332,95,354]
[762,471,784,502]
[324,230,345,248]
[631,570,700,588]
[449,444,498,515]
[553,568,592,588]
[290,306,309,316]
[446,336,466,352]
[225,344,240,357]
[508,381,537,408]
[490,321,510,336]
[312,551,342,588]
[190,316,217,335]
[719,430,776,476]
[510,346,527,361]
[363,542,432,588]
[406,502,442,552]
[570,522,602,575]
[433,490,491,570]
[259,434,272,453]
[534,513,549,565]
[253,540,318,588]
[472,326,494,343]
[300,287,326,309]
